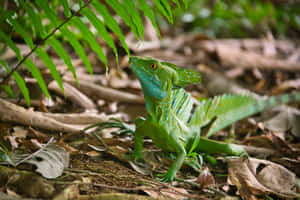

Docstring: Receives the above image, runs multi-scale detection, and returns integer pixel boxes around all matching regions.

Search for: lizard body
[129,56,300,182]
[89,56,300,182]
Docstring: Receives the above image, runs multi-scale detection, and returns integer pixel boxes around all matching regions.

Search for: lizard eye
[150,63,157,70]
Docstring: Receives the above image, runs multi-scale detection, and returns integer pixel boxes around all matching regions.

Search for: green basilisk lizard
[87,56,300,182]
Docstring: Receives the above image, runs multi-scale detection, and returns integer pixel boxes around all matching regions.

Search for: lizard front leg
[157,136,186,182]
[127,131,144,161]
[126,117,145,161]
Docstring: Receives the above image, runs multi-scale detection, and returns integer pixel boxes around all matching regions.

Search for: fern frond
[0,0,188,106]
[122,0,144,39]
[58,0,71,17]
[172,0,182,9]
[7,16,34,49]
[35,0,59,27]
[80,7,118,64]
[0,60,30,106]
[35,47,64,94]
[153,0,173,24]
[60,27,93,75]
[47,37,77,82]
[105,0,140,39]
[91,0,129,55]
[0,84,14,98]
[70,17,108,68]
[23,59,50,98]
[18,0,46,38]
[0,30,22,60]
[137,0,161,38]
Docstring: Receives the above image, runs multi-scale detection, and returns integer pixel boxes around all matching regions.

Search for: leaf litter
[1,12,300,200]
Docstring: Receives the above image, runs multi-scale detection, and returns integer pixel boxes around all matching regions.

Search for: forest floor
[1,20,300,200]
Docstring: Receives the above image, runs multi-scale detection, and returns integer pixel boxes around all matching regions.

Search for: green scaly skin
[128,56,300,182]
[91,56,300,182]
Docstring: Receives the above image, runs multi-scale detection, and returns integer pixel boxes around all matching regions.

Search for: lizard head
[129,56,201,91]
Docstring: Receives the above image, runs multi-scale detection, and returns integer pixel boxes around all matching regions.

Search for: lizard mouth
[129,60,161,88]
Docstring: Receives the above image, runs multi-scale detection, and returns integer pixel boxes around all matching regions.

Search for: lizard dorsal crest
[162,62,201,87]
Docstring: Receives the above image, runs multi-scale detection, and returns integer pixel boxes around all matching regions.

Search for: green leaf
[153,0,173,23]
[172,0,182,9]
[122,0,144,39]
[71,17,107,68]
[0,84,14,98]
[47,37,78,82]
[136,0,161,38]
[23,59,50,99]
[91,0,130,55]
[58,0,71,17]
[78,0,84,7]
[0,30,22,60]
[0,142,14,166]
[35,0,59,26]
[35,47,64,93]
[60,27,93,75]
[80,7,118,63]
[104,0,139,39]
[0,60,30,106]
[14,72,30,106]
[18,0,46,38]
[7,17,34,49]
[182,0,188,9]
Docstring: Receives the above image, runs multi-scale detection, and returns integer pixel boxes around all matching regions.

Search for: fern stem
[1,0,93,85]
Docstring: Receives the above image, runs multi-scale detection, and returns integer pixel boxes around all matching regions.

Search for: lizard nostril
[129,56,137,64]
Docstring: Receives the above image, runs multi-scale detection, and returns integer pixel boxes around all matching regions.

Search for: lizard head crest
[129,56,201,90]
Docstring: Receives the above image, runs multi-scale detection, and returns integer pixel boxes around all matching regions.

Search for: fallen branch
[242,145,275,157]
[63,76,144,104]
[48,81,97,112]
[42,112,109,124]
[0,98,108,133]
[216,44,300,71]
[0,166,55,198]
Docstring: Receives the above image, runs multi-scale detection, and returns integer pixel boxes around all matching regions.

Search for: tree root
[0,166,55,198]
[0,98,111,133]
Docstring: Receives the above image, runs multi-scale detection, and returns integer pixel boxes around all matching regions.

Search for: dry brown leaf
[269,157,300,177]
[144,187,189,200]
[107,68,131,89]
[270,79,300,95]
[243,134,274,148]
[262,32,276,58]
[196,167,215,189]
[5,126,28,149]
[12,126,28,139]
[53,184,79,200]
[108,101,118,113]
[227,157,298,199]
[262,106,300,138]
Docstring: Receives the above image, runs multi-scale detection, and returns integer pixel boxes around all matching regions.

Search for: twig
[64,76,144,104]
[48,80,97,111]
[91,131,114,153]
[15,137,54,165]
[0,98,83,133]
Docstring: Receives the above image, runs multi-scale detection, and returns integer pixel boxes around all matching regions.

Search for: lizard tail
[197,92,300,138]
[195,92,300,156]
[256,92,300,111]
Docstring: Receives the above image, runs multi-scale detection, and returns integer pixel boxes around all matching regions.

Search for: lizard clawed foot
[156,171,176,182]
[122,149,144,162]
[240,151,250,162]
